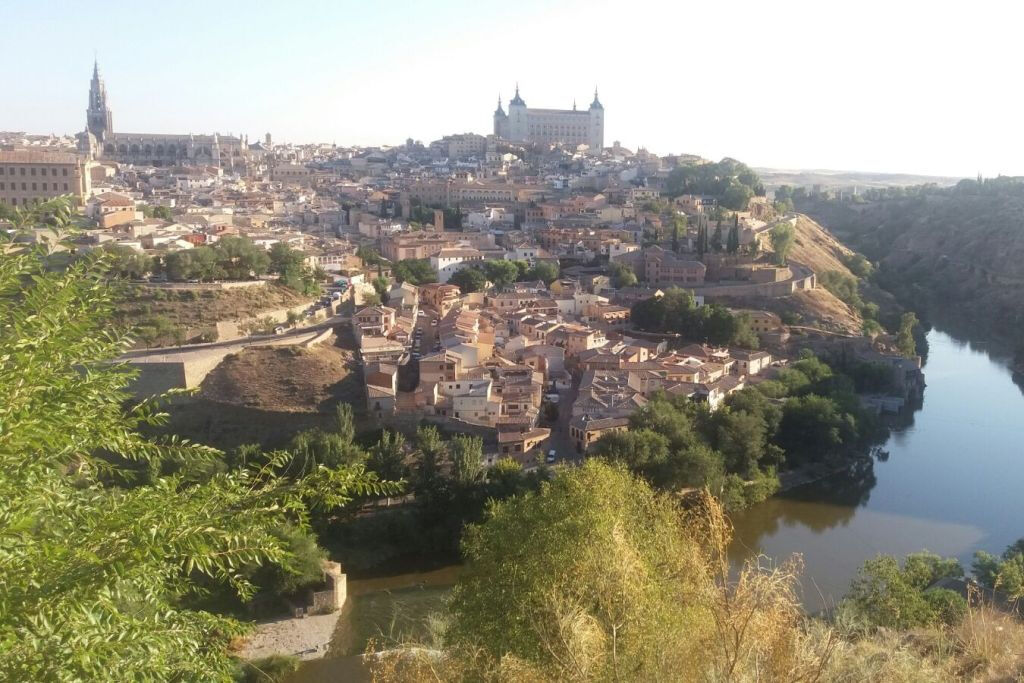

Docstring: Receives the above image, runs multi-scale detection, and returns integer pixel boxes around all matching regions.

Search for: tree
[268,242,304,275]
[973,539,1024,597]
[368,430,408,482]
[722,181,754,211]
[371,275,390,300]
[411,425,448,498]
[726,214,740,254]
[609,261,637,289]
[140,204,173,221]
[447,462,709,678]
[770,222,796,265]
[896,311,919,358]
[710,222,724,252]
[481,260,519,288]
[524,260,559,285]
[671,214,687,253]
[450,434,484,484]
[356,245,381,266]
[213,236,270,280]
[844,552,965,629]
[449,267,487,294]
[103,244,152,279]
[776,394,855,464]
[391,258,437,285]
[441,462,821,680]
[0,244,398,681]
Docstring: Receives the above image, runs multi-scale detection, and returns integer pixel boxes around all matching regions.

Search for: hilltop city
[0,60,925,468]
[20,50,1024,682]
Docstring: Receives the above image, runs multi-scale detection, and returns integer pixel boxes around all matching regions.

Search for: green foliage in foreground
[842,552,966,630]
[0,245,397,681]
[448,461,711,677]
[973,538,1024,597]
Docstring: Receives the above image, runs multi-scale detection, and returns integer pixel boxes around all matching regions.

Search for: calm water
[731,329,1024,612]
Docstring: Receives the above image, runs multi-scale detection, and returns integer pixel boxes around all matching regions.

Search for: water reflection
[731,328,1024,612]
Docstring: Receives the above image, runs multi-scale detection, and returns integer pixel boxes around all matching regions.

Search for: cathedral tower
[86,59,113,142]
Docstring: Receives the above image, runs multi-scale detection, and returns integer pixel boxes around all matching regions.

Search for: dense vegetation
[629,287,759,348]
[797,177,1024,342]
[590,351,885,511]
[665,157,765,210]
[100,235,325,296]
[0,234,396,679]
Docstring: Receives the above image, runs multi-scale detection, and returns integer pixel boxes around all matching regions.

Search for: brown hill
[788,215,858,279]
[199,339,362,413]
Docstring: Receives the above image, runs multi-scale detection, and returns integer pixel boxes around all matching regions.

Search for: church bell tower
[87,59,113,142]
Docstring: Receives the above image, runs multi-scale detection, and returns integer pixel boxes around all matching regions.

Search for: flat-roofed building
[0,150,92,208]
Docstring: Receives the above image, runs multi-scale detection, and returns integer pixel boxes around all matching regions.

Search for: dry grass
[112,283,310,332]
[198,342,362,413]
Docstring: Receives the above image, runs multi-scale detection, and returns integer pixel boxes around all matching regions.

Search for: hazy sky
[5,0,1021,177]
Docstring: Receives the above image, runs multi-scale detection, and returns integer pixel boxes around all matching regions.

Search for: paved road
[549,374,581,463]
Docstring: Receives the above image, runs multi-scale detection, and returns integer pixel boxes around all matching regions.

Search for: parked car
[545,393,560,404]
[412,352,422,360]
[273,326,286,335]
[545,450,557,464]
[430,319,438,326]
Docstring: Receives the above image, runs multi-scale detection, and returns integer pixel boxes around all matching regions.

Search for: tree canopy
[448,267,488,293]
[391,258,437,285]
[0,223,396,680]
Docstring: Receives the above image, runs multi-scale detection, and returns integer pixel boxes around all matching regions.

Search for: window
[0,182,3,190]
[62,168,68,176]
[30,168,36,176]
[63,183,68,191]
[20,168,25,176]
[31,183,36,191]
[21,183,26,190]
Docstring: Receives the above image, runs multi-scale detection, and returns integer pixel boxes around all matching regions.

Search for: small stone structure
[238,560,349,661]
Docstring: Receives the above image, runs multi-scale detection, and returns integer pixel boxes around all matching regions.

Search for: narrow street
[549,374,581,464]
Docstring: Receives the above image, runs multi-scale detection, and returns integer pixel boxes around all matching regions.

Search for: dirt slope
[199,340,362,413]
[788,215,857,278]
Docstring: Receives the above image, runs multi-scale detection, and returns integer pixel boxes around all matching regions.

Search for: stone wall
[140,280,267,291]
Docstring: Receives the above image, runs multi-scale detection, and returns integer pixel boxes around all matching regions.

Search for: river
[291,327,1024,676]
[731,328,1024,612]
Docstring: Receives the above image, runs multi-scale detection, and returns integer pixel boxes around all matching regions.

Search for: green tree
[0,245,397,681]
[726,214,740,254]
[844,552,965,629]
[450,434,484,484]
[103,243,153,279]
[447,462,712,679]
[896,311,919,358]
[448,267,487,293]
[710,222,724,252]
[213,236,270,280]
[524,260,559,285]
[776,394,855,464]
[609,261,637,289]
[356,245,381,266]
[722,181,754,210]
[368,430,408,482]
[770,222,796,265]
[391,258,437,285]
[481,259,519,288]
[972,539,1024,597]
